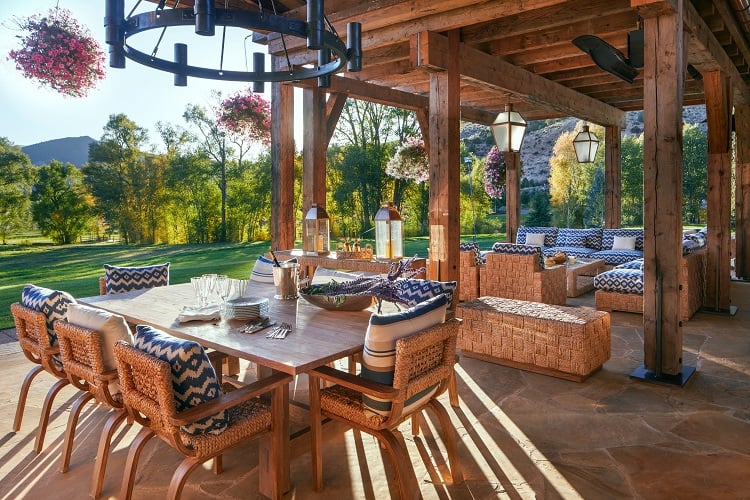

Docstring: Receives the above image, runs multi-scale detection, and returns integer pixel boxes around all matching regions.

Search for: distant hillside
[461,105,707,183]
[22,136,96,167]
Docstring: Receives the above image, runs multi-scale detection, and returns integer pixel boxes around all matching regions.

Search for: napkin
[177,304,221,323]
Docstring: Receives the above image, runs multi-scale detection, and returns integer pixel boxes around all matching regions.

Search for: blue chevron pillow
[21,284,77,345]
[361,293,449,417]
[593,269,644,294]
[104,263,169,294]
[395,279,457,307]
[250,255,298,283]
[133,325,227,435]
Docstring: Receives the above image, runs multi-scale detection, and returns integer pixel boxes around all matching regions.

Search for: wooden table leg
[259,370,290,499]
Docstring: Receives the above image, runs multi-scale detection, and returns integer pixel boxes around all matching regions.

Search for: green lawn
[0,234,506,329]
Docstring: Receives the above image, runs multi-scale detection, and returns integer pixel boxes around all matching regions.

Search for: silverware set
[266,322,292,339]
[239,317,275,334]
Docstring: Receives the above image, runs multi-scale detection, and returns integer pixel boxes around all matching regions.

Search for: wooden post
[735,105,750,280]
[505,152,521,243]
[427,30,460,283]
[638,3,689,381]
[704,70,733,311]
[604,125,622,228]
[302,87,328,251]
[271,58,296,251]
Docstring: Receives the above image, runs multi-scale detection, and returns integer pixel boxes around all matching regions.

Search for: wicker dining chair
[54,318,131,497]
[112,341,291,500]
[11,299,74,453]
[308,318,463,499]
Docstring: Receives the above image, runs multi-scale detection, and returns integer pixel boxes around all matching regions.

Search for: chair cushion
[361,293,449,417]
[104,263,170,294]
[133,325,227,435]
[395,279,457,307]
[517,226,558,247]
[591,249,644,266]
[615,259,644,271]
[21,284,77,345]
[66,304,133,371]
[250,255,297,283]
[593,269,644,294]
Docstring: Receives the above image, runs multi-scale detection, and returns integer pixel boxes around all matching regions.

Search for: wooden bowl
[298,292,374,311]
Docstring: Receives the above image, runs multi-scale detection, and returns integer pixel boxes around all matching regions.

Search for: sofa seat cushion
[545,246,598,258]
[615,259,644,270]
[593,269,644,294]
[591,249,644,266]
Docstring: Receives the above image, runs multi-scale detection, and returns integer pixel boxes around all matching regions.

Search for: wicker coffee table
[566,258,605,297]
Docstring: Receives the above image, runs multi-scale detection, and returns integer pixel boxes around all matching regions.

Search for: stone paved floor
[0,283,749,499]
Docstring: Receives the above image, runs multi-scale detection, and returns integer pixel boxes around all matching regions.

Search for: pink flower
[483,146,506,199]
[216,90,271,145]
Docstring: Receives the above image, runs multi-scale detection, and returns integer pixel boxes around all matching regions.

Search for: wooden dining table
[79,281,376,498]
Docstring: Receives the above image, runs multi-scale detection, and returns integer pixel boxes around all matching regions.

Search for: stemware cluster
[190,274,248,311]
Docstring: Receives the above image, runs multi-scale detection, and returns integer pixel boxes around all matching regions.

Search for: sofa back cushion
[104,263,170,294]
[516,226,558,247]
[556,228,603,250]
[460,241,484,265]
[490,242,544,269]
[21,284,77,345]
[602,229,644,251]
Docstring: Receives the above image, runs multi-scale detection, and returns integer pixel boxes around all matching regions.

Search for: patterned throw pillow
[615,259,644,271]
[395,279,457,307]
[361,293,449,417]
[517,226,558,247]
[490,242,545,269]
[133,325,227,435]
[21,284,77,345]
[250,255,298,283]
[104,263,170,294]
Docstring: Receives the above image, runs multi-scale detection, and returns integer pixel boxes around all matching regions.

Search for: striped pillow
[104,263,169,294]
[21,284,77,345]
[133,325,227,435]
[361,293,449,417]
[250,255,298,283]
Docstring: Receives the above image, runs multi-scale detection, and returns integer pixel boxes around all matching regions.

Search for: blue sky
[0,1,300,148]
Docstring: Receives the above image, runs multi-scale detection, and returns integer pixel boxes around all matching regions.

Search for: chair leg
[90,409,129,499]
[376,429,421,500]
[448,368,459,407]
[411,412,422,436]
[60,391,95,472]
[308,374,323,491]
[168,457,205,500]
[34,378,70,453]
[212,454,223,474]
[427,400,463,485]
[13,365,44,432]
[120,427,156,500]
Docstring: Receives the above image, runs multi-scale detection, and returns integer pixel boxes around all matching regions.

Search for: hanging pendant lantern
[573,125,600,163]
[491,103,527,153]
[374,201,403,260]
[304,204,330,255]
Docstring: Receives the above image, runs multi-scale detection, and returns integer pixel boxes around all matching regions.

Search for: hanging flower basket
[7,8,105,98]
[483,145,506,198]
[216,90,271,145]
[385,136,429,183]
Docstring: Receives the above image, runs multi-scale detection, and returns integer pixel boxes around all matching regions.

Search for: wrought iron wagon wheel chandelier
[104,0,362,90]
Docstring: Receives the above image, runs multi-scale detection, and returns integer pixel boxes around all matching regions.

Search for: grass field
[0,234,504,329]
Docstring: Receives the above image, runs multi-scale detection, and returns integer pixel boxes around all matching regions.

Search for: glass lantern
[374,201,403,260]
[303,204,330,255]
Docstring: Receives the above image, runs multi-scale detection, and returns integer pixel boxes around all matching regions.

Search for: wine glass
[190,277,202,306]
[202,273,218,304]
[216,275,231,313]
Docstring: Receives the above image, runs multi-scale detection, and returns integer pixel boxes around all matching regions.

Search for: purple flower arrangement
[483,146,506,199]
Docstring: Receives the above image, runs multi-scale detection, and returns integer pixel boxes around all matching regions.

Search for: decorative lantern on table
[303,204,330,255]
[374,201,403,260]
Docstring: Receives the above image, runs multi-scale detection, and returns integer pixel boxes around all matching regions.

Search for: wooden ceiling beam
[415,31,625,126]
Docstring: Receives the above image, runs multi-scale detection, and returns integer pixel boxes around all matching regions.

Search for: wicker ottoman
[456,296,611,382]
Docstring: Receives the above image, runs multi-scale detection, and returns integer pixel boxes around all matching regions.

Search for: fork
[267,322,291,339]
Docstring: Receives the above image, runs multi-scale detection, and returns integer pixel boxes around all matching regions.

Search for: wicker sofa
[594,247,707,321]
[478,243,567,305]
[516,226,645,266]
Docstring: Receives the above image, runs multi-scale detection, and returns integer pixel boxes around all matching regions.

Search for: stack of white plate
[225,296,270,320]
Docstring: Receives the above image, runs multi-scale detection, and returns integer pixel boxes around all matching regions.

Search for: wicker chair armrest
[11,302,53,349]
[56,321,107,374]
[168,372,291,426]
[311,365,400,400]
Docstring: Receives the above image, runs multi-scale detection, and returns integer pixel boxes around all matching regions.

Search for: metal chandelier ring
[116,8,350,83]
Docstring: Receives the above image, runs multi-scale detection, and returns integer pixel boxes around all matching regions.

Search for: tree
[0,138,34,244]
[620,135,644,226]
[682,124,707,224]
[525,190,553,227]
[31,161,92,244]
[583,165,605,227]
[84,114,153,244]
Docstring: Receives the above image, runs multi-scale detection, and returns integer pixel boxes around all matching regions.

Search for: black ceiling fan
[573,29,643,84]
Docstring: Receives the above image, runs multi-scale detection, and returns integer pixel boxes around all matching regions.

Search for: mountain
[22,136,97,167]
[461,105,708,183]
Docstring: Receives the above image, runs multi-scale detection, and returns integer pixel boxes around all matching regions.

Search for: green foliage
[31,160,92,244]
[525,190,553,227]
[584,165,605,227]
[683,124,708,224]
[0,138,34,244]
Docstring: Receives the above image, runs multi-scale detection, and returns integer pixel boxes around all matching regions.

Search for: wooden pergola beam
[414,31,626,127]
